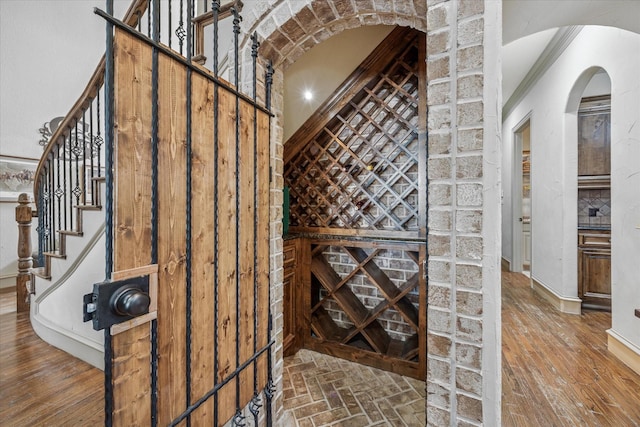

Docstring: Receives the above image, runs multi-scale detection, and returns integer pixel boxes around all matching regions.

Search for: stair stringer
[30,221,106,370]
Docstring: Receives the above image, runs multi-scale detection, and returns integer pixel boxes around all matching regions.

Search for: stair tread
[77,205,102,211]
[43,251,66,259]
[59,230,83,236]
[30,267,51,280]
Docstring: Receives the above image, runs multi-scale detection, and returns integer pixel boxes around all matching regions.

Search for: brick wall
[426,1,486,424]
[235,1,494,425]
[320,245,421,341]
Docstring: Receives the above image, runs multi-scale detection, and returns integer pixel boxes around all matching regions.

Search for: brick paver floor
[282,349,425,426]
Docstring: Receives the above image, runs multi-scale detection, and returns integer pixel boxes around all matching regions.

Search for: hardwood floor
[0,297,103,426]
[1,275,639,426]
[502,271,640,426]
[0,288,16,315]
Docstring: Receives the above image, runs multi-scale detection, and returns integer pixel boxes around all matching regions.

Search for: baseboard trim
[30,306,104,370]
[501,257,511,272]
[607,329,640,376]
[531,277,582,315]
[0,274,17,290]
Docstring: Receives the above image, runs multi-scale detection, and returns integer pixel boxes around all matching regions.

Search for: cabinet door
[283,241,297,356]
[578,99,610,176]
[578,248,611,310]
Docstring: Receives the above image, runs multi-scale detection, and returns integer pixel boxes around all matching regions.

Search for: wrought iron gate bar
[150,2,159,266]
[104,0,114,283]
[168,0,172,49]
[168,340,275,427]
[94,8,272,116]
[151,318,159,426]
[211,2,221,425]
[264,60,274,427]
[103,7,115,427]
[250,30,260,427]
[185,1,194,425]
[231,6,244,424]
[149,0,161,424]
[104,329,113,427]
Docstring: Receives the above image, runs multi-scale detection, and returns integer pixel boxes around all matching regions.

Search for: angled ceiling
[503,0,640,44]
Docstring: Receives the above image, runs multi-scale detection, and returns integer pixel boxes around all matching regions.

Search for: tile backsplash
[578,188,611,228]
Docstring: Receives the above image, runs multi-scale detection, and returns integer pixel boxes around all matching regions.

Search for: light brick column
[426,0,488,425]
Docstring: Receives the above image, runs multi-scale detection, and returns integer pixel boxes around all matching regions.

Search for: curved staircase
[30,177,106,369]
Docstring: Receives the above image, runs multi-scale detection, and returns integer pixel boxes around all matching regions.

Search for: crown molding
[503,26,584,120]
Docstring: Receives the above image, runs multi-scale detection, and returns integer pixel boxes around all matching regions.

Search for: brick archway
[250,0,426,69]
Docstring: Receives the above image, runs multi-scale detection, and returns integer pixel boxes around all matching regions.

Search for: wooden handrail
[33,0,148,203]
[33,57,105,203]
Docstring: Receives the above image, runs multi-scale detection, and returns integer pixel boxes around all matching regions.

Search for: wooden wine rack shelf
[306,239,426,379]
[284,27,426,240]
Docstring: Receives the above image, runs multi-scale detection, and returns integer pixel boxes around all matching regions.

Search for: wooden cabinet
[578,96,610,176]
[283,238,308,356]
[578,230,611,311]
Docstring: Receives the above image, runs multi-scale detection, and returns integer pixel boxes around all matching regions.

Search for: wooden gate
[92,6,273,425]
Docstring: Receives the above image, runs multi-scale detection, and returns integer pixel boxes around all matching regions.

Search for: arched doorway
[568,68,612,311]
[241,1,497,425]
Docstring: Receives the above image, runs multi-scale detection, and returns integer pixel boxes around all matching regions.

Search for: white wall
[0,1,132,159]
[482,0,503,421]
[502,26,640,349]
[0,1,130,285]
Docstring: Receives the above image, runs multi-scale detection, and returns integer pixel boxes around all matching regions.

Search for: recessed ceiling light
[303,90,313,101]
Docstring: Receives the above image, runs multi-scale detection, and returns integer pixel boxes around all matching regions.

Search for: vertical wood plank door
[108,28,271,426]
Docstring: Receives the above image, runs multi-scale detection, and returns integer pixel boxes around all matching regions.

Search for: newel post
[15,193,33,313]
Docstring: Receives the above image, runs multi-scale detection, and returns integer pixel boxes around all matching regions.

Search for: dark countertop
[578,226,611,231]
[283,232,425,244]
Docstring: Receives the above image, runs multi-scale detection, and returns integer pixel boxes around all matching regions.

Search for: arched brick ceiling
[254,0,427,69]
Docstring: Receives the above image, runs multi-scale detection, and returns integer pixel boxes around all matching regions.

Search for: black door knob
[111,287,150,317]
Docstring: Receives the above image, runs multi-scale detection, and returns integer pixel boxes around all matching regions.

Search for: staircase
[21,0,150,370]
[30,178,106,369]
